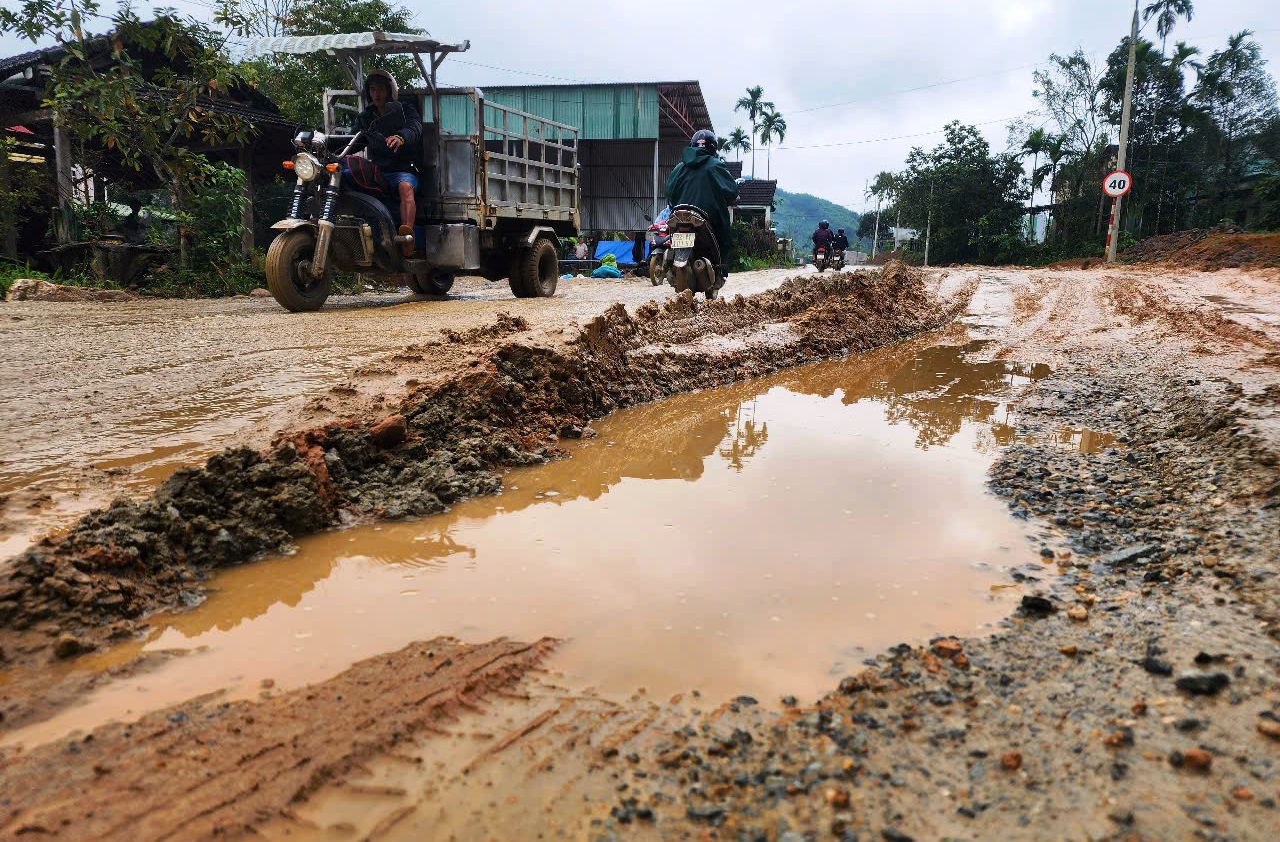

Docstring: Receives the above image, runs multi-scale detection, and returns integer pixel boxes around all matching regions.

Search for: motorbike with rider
[812,220,835,271]
[831,227,850,269]
[659,129,739,299]
[255,33,580,312]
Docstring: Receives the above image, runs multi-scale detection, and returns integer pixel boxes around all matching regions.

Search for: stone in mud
[1140,656,1173,676]
[1256,719,1280,740]
[1180,748,1213,771]
[1101,543,1161,565]
[1018,595,1056,616]
[369,415,408,449]
[1175,672,1230,695]
[1001,751,1023,771]
[931,638,963,657]
[53,634,91,659]
[685,804,726,824]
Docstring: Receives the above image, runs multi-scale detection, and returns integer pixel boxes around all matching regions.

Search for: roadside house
[0,24,293,262]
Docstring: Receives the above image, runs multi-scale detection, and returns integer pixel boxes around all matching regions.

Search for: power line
[787,27,1280,118]
[774,114,1039,151]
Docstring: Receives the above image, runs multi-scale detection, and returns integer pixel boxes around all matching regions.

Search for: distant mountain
[771,188,863,246]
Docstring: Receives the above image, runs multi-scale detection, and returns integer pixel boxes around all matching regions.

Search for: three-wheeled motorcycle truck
[245,33,581,311]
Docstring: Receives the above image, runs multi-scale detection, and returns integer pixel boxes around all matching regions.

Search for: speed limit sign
[1103,170,1133,198]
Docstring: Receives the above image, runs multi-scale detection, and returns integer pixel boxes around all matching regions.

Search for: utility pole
[924,180,934,267]
[1106,0,1139,263]
[871,195,881,259]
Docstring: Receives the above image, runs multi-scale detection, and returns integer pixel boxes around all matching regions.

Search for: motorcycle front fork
[309,170,342,279]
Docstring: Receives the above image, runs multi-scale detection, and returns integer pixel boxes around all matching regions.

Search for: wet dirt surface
[2,262,1280,840]
[6,333,1050,748]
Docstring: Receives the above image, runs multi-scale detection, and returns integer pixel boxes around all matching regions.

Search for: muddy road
[2,262,1280,841]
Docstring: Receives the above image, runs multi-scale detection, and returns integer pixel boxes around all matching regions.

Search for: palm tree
[726,127,751,162]
[1040,134,1070,240]
[866,171,898,255]
[1168,40,1203,79]
[734,86,774,178]
[716,136,731,158]
[1021,127,1050,237]
[758,111,787,179]
[1142,0,1194,55]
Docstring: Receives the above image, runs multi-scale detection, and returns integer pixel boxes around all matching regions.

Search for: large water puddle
[10,333,1054,747]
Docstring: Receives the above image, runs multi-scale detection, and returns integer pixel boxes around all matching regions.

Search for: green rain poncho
[591,252,624,278]
[663,146,740,262]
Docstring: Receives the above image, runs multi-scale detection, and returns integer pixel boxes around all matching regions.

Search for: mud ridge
[0,263,963,669]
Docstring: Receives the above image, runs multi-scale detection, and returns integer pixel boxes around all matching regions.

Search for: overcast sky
[4,0,1278,212]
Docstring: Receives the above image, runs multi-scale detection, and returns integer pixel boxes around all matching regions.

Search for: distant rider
[353,69,421,253]
[812,220,835,262]
[663,130,739,270]
[832,228,850,252]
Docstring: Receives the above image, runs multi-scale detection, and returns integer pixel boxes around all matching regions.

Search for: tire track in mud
[0,262,969,716]
[0,637,557,840]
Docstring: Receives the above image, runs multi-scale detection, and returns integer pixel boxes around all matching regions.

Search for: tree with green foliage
[0,136,44,258]
[734,86,774,179]
[1142,0,1193,55]
[758,111,787,180]
[0,3,258,267]
[1021,127,1051,236]
[725,127,751,162]
[1194,31,1280,184]
[232,0,424,128]
[894,122,1026,264]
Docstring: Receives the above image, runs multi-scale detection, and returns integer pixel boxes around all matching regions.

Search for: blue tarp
[594,240,648,266]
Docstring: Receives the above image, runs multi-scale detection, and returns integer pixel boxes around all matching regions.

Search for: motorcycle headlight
[292,152,322,182]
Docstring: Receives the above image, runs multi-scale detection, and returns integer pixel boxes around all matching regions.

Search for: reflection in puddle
[10,336,1054,747]
[1055,427,1119,454]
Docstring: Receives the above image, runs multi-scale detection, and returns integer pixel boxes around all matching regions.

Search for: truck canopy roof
[243,32,469,58]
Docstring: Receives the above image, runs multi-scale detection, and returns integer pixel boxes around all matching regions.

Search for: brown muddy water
[9,333,1061,748]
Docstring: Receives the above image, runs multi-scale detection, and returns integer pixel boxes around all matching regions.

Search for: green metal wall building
[460,81,714,234]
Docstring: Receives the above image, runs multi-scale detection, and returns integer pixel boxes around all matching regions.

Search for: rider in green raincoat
[663,130,740,267]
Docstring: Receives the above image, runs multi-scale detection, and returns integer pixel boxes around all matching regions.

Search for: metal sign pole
[1107,0,1139,263]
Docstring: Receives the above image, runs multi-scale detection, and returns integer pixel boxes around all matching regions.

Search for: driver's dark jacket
[663,147,739,260]
[812,228,835,249]
[354,100,422,174]
[832,233,850,250]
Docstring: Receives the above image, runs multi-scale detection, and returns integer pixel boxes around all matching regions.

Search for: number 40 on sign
[1103,170,1133,198]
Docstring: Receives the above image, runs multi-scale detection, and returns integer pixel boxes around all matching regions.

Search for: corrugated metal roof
[243,32,469,58]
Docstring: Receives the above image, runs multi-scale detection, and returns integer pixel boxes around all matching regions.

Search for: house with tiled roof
[731,179,778,228]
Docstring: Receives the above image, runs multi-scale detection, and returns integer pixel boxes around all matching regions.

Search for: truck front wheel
[509,239,559,298]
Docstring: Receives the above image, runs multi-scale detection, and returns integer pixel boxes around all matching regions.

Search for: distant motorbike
[814,246,830,272]
[644,205,673,286]
[831,247,846,270]
[662,204,725,300]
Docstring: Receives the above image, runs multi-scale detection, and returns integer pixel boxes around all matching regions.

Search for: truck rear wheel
[266,229,331,312]
[509,239,559,298]
[410,268,455,295]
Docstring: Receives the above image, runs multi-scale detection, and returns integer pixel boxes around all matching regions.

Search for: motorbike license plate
[671,232,696,248]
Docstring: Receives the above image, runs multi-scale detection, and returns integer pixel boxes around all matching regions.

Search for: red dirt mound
[1121,227,1280,271]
